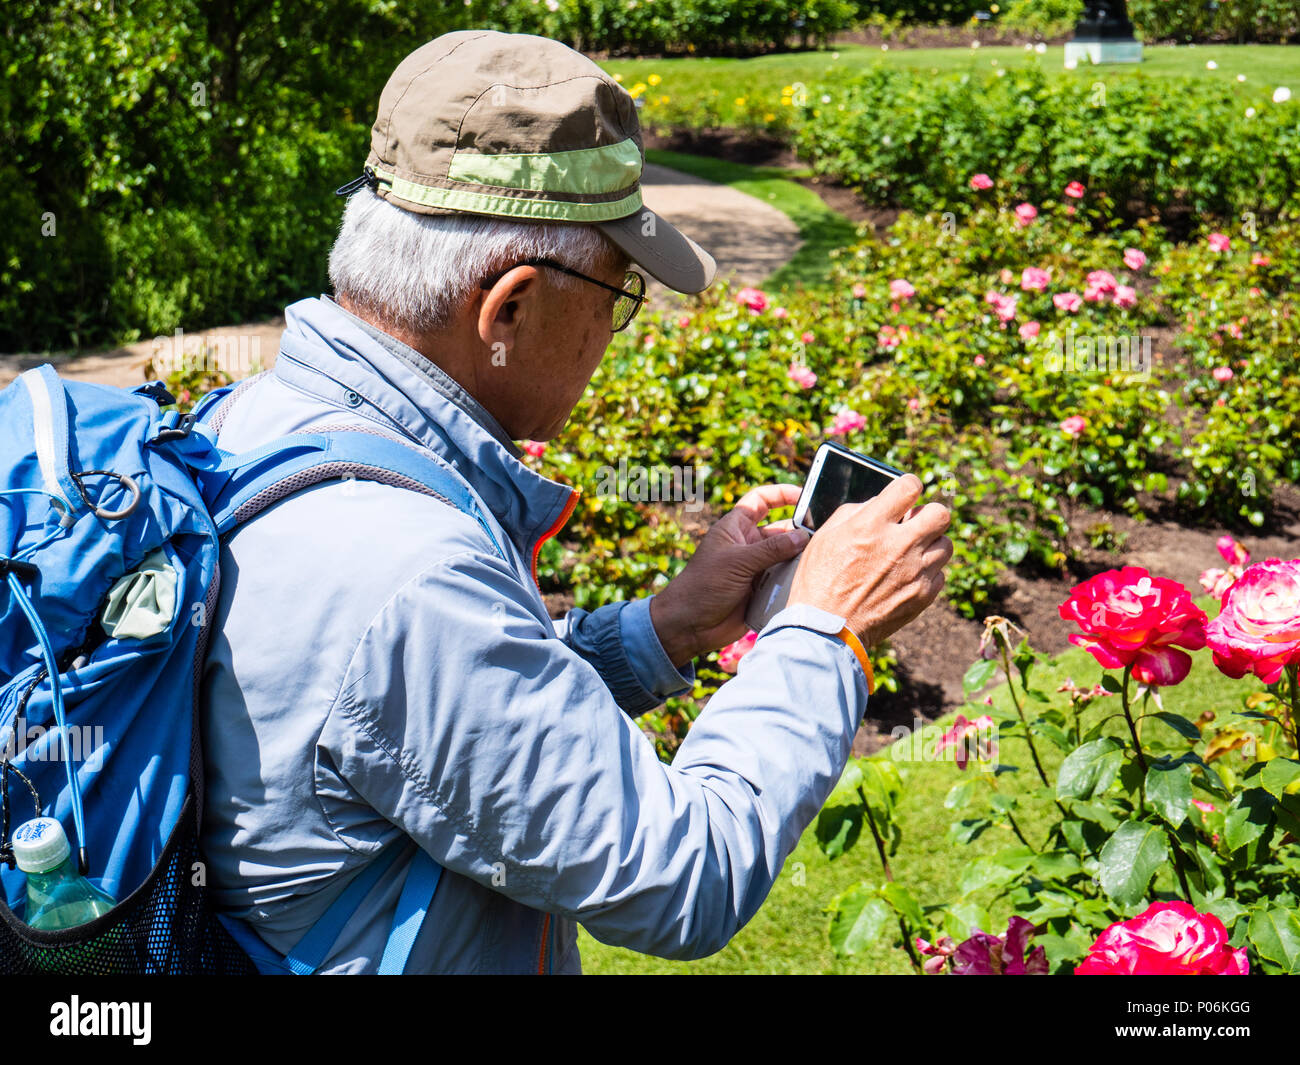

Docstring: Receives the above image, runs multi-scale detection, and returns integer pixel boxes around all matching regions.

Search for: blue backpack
[0,364,502,974]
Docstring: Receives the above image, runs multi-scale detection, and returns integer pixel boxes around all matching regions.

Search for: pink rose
[1083,285,1108,303]
[1112,285,1137,309]
[522,440,546,457]
[970,173,994,190]
[1252,254,1271,267]
[851,283,867,299]
[1086,270,1118,295]
[1059,567,1208,687]
[717,631,758,673]
[1217,534,1249,567]
[829,409,867,436]
[1019,321,1040,341]
[801,330,815,345]
[984,290,1017,322]
[878,325,901,349]
[1021,267,1051,292]
[889,279,915,300]
[1064,181,1086,199]
[736,286,768,312]
[1199,568,1237,601]
[1212,366,1234,382]
[1053,292,1083,313]
[974,354,986,366]
[1059,414,1087,437]
[1014,202,1038,226]
[907,397,920,412]
[1076,902,1247,976]
[1206,558,1300,684]
[936,713,997,770]
[1123,248,1147,271]
[1207,232,1231,253]
[774,306,790,320]
[787,363,817,389]
[676,315,692,328]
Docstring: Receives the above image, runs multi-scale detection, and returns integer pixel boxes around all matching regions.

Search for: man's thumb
[747,526,810,574]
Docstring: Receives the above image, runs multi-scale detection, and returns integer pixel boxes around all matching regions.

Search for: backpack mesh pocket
[0,792,256,975]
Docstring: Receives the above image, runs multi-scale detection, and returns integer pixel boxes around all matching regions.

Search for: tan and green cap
[356,30,716,293]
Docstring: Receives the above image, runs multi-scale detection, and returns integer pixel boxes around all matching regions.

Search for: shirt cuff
[760,604,874,694]
[620,596,696,703]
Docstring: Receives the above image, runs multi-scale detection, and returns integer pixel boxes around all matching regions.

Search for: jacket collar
[271,296,576,561]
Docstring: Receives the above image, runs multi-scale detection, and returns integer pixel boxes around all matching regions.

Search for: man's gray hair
[328,190,623,334]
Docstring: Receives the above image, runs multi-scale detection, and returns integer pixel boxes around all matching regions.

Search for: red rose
[1076,902,1248,975]
[1059,567,1207,686]
[1205,558,1300,684]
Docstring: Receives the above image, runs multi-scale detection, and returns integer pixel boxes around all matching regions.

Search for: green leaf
[814,799,862,860]
[941,900,988,942]
[1100,674,1122,694]
[827,885,892,957]
[1260,758,1300,800]
[1037,932,1091,973]
[959,855,1020,896]
[1065,800,1120,831]
[1036,721,1073,751]
[962,658,997,698]
[1032,850,1084,879]
[1248,909,1300,974]
[1202,898,1248,933]
[879,882,925,928]
[944,779,976,811]
[1057,737,1124,801]
[1145,761,1193,827]
[1224,788,1273,852]
[1099,821,1168,907]
[1153,711,1201,742]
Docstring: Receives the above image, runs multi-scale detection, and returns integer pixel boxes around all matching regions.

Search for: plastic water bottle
[12,817,115,930]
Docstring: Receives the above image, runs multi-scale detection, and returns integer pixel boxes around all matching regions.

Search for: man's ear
[478,265,541,356]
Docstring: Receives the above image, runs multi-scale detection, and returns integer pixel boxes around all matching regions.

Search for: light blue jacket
[200,295,869,973]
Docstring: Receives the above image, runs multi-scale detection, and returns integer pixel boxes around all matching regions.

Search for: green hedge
[470,0,860,55]
[792,66,1300,222]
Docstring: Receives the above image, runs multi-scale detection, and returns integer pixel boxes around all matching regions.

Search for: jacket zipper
[530,488,579,589]
[537,913,552,975]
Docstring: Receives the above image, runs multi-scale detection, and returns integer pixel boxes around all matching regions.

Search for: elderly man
[200,30,951,974]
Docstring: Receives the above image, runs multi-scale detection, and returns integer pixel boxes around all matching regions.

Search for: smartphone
[744,443,904,633]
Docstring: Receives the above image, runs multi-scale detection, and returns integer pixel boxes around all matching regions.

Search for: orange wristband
[835,627,875,694]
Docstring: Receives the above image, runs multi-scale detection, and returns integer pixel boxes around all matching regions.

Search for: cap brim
[597,208,716,294]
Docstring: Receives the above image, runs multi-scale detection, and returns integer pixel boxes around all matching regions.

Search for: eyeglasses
[480,258,647,333]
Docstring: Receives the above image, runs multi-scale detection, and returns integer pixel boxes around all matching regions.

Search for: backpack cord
[0,760,41,871]
[4,571,87,875]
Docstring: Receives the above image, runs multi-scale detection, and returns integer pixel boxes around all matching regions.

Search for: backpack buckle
[0,557,39,583]
[152,411,198,443]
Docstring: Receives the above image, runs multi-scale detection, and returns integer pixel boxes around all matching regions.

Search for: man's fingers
[757,518,796,537]
[922,535,955,570]
[816,473,924,535]
[871,474,925,524]
[907,502,952,543]
[732,483,802,526]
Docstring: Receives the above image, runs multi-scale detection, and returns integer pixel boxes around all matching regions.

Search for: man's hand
[649,484,810,669]
[788,474,952,648]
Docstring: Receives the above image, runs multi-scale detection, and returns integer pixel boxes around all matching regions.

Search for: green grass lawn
[645,148,859,290]
[577,597,1265,974]
[604,44,1297,129]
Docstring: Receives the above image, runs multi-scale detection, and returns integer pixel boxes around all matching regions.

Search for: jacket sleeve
[553,597,695,717]
[317,546,868,960]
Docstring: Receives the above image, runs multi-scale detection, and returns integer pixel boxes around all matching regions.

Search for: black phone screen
[802,452,898,531]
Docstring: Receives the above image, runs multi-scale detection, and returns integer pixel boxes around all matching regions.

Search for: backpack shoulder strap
[218,842,438,975]
[207,426,506,559]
